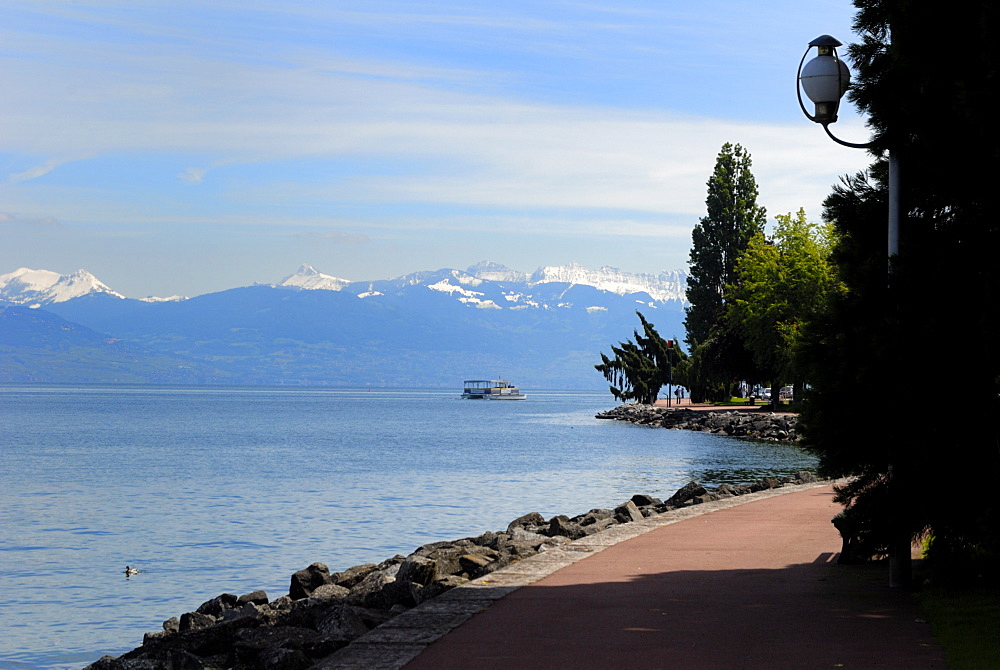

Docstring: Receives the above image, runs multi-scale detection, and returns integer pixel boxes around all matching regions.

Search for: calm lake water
[0,385,817,669]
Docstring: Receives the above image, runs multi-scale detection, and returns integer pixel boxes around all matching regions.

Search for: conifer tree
[801,0,1000,575]
[595,312,682,405]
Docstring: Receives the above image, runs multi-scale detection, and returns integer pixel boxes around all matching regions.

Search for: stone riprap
[596,404,799,442]
[85,473,818,670]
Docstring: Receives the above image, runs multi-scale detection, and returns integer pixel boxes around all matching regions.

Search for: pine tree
[595,312,682,405]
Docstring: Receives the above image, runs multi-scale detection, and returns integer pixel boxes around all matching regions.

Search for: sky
[0,0,872,299]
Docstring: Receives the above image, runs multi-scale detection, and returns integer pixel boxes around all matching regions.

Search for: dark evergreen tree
[595,312,683,405]
[684,143,767,347]
[800,0,1000,576]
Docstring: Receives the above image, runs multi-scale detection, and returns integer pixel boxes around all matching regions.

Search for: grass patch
[917,582,1000,669]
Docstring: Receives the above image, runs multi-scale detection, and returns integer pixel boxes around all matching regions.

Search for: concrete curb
[315,479,837,670]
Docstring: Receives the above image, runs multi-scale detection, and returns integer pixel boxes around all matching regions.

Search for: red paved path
[404,486,946,669]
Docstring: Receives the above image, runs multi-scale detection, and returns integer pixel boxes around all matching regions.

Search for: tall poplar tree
[684,143,767,348]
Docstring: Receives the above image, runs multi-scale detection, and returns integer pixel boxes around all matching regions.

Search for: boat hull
[461,379,527,400]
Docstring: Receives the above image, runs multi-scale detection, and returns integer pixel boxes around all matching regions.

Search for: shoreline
[86,473,822,669]
[597,403,800,442]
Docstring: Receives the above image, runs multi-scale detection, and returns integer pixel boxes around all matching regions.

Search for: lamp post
[797,35,909,588]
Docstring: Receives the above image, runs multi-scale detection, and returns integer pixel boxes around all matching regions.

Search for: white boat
[462,379,527,400]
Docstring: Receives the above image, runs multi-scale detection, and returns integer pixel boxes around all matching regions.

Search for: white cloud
[178,167,206,184]
[9,158,66,183]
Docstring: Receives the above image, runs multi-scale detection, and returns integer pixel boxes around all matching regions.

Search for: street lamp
[797,36,851,124]
[797,35,908,587]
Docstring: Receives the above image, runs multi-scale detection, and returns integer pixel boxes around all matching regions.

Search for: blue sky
[1,1,871,298]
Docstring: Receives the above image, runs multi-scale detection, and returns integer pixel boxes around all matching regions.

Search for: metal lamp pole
[797,35,909,587]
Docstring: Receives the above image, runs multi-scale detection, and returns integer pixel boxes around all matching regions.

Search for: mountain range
[0,263,689,389]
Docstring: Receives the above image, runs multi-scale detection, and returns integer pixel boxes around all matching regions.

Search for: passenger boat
[462,379,527,400]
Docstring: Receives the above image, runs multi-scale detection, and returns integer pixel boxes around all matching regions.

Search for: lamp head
[797,35,851,124]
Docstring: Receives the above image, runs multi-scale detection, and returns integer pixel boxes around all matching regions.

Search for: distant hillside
[0,306,230,384]
[2,263,689,389]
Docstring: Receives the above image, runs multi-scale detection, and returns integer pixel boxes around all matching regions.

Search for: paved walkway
[321,485,946,669]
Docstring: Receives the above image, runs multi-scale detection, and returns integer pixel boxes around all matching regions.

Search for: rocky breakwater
[597,404,799,442]
[86,474,818,670]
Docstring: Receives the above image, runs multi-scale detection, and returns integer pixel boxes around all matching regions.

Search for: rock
[196,593,238,617]
[580,517,616,535]
[575,508,613,526]
[289,562,333,600]
[458,553,494,575]
[347,565,401,609]
[179,611,216,631]
[162,616,179,633]
[547,515,587,540]
[614,500,644,523]
[666,481,707,507]
[419,545,469,576]
[508,527,549,545]
[595,404,799,442]
[330,563,378,589]
[238,590,269,606]
[232,626,321,669]
[309,583,350,600]
[396,555,439,586]
[312,603,368,639]
[507,511,546,532]
[217,602,261,623]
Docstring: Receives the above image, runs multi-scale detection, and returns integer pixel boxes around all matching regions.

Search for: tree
[684,143,767,348]
[801,0,1000,576]
[725,209,842,406]
[682,143,767,402]
[595,312,684,405]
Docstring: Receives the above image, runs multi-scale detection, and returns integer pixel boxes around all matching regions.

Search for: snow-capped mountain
[276,264,352,291]
[4,261,690,387]
[526,263,687,303]
[0,268,125,305]
[274,262,687,306]
[2,262,687,307]
[466,261,530,284]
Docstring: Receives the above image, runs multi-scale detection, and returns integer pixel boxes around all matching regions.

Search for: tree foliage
[726,209,842,399]
[681,143,768,402]
[595,312,684,405]
[800,0,1000,574]
[684,143,767,348]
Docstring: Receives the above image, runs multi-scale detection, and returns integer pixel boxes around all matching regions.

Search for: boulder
[308,583,350,600]
[666,481,707,507]
[330,563,378,589]
[614,500,644,523]
[179,611,216,631]
[547,515,587,540]
[316,603,371,640]
[395,555,439,586]
[346,564,402,609]
[196,593,238,618]
[458,553,495,576]
[507,511,546,532]
[237,590,269,607]
[289,562,333,600]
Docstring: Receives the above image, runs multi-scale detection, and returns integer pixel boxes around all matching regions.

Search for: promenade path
[322,484,946,669]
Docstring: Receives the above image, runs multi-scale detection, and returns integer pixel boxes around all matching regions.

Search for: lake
[0,385,817,669]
